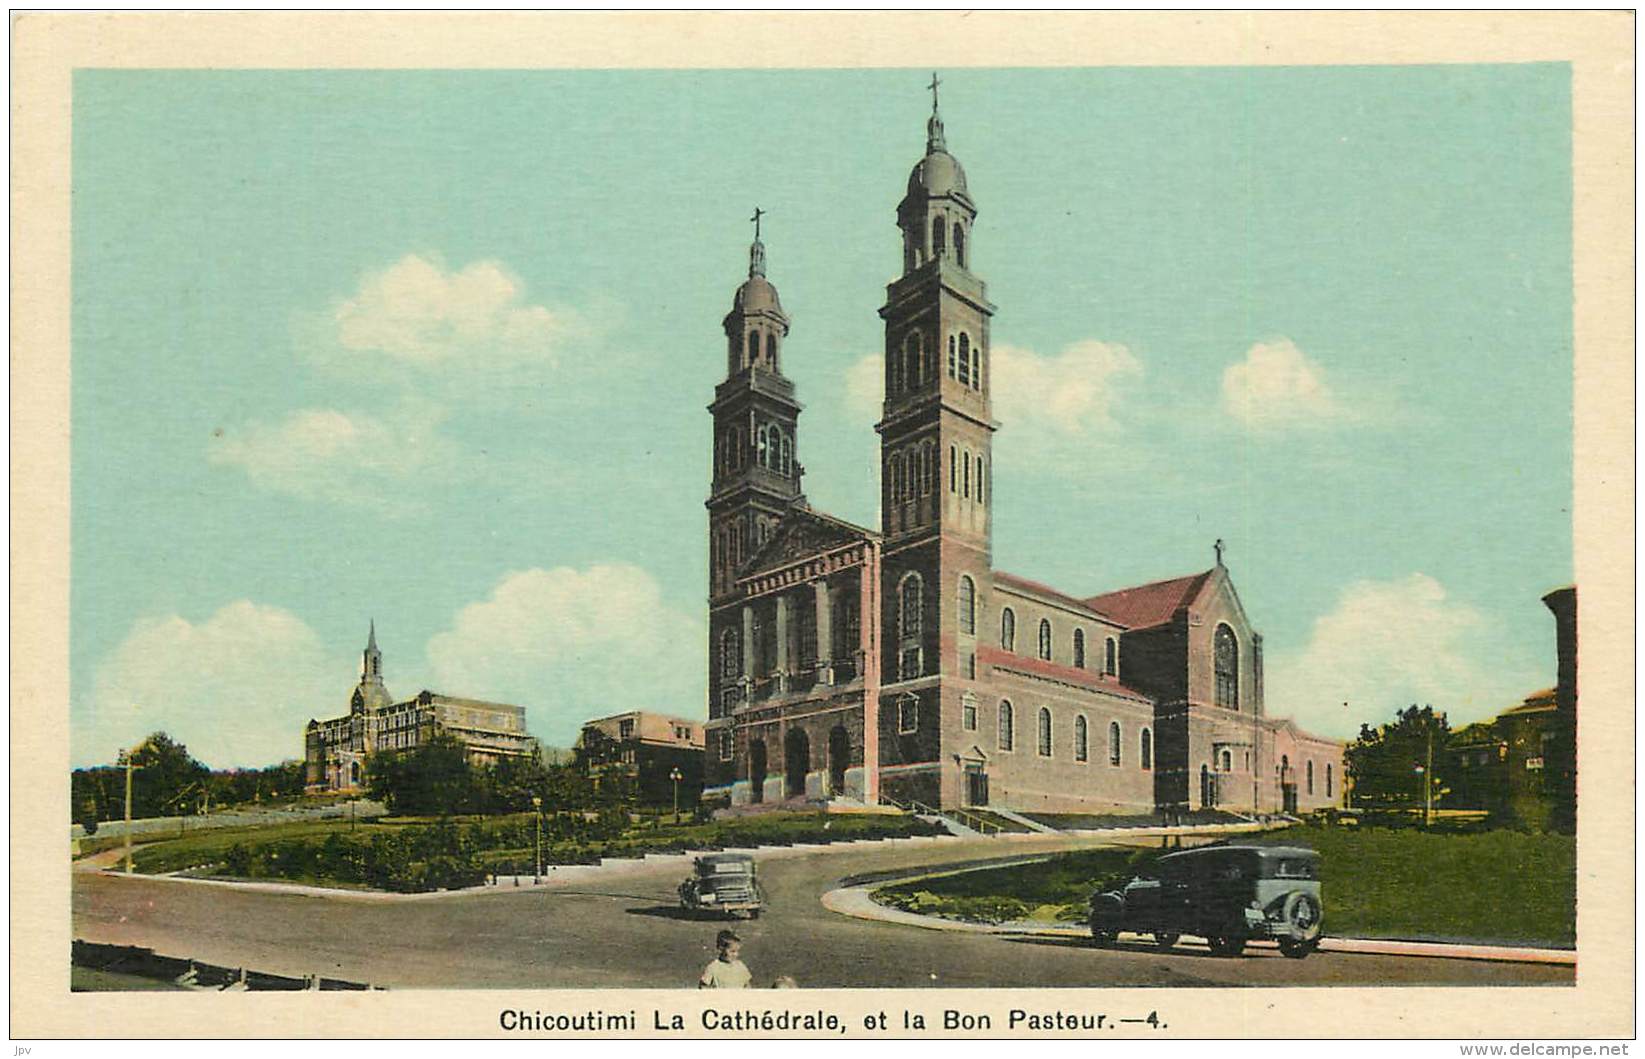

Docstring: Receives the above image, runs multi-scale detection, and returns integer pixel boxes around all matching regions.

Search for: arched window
[912,446,925,498]
[947,335,957,379]
[767,334,778,369]
[1109,721,1122,766]
[780,435,792,476]
[962,449,970,497]
[1141,728,1152,770]
[1038,619,1052,661]
[897,573,924,681]
[1074,715,1088,762]
[1037,707,1052,757]
[957,333,971,387]
[998,700,1014,751]
[932,215,946,257]
[1307,760,1315,795]
[1104,637,1117,677]
[954,222,966,268]
[949,444,958,492]
[767,425,783,471]
[1326,763,1333,798]
[1073,628,1086,669]
[889,454,903,502]
[1214,624,1239,708]
[749,330,760,364]
[899,574,922,638]
[1001,607,1016,651]
[1219,748,1232,771]
[906,332,923,388]
[720,627,741,682]
[976,456,985,505]
[757,424,769,468]
[957,575,976,635]
[923,440,937,494]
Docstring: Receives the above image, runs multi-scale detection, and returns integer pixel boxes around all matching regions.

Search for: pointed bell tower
[707,210,804,603]
[350,620,392,713]
[876,75,997,691]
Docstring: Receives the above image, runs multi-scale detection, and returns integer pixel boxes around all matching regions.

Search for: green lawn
[875,825,1576,947]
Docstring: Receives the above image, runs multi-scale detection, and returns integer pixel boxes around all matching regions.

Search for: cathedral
[700,88,1344,820]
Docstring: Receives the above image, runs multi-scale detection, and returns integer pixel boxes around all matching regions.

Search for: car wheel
[1281,892,1323,943]
[1278,938,1317,959]
[1090,928,1116,948]
[1206,936,1245,957]
[1153,933,1180,950]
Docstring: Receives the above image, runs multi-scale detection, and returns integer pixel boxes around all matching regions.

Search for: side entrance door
[965,768,989,807]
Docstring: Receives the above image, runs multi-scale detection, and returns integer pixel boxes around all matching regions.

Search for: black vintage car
[1087,844,1323,958]
[678,853,765,919]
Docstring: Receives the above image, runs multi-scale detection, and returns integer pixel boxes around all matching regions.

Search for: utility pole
[117,747,139,874]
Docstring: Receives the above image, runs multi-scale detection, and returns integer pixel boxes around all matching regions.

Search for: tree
[127,732,211,818]
[366,735,478,816]
[1345,705,1451,812]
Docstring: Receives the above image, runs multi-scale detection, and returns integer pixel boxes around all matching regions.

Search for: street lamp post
[669,767,683,823]
[531,795,543,883]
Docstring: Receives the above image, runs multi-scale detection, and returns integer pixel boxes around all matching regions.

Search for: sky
[69,66,1573,768]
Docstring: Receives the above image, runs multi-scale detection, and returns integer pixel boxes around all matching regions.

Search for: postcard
[12,10,1634,1042]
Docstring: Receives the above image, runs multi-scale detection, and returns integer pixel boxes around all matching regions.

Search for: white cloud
[1221,338,1344,430]
[1266,574,1505,740]
[992,340,1144,437]
[208,400,456,510]
[330,254,575,367]
[79,602,344,768]
[426,564,705,747]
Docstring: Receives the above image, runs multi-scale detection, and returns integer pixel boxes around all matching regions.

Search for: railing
[878,793,1002,835]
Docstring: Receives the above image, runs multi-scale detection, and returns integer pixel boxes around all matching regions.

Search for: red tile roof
[1084,570,1214,629]
[992,571,1111,619]
[976,645,1153,704]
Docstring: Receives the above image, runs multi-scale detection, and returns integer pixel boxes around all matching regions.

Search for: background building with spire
[701,79,1343,817]
[304,624,538,792]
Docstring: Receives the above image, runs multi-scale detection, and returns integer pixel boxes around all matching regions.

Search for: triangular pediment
[741,507,872,578]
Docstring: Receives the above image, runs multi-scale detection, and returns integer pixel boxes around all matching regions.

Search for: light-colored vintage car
[678,853,765,919]
[1088,844,1323,958]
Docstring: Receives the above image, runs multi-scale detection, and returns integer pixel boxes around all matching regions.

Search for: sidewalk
[820,880,1577,966]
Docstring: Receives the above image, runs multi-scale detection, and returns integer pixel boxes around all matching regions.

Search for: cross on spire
[750,206,765,242]
[1214,538,1226,567]
[927,71,942,114]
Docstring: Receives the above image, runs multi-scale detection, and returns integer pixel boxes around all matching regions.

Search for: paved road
[72,835,1573,989]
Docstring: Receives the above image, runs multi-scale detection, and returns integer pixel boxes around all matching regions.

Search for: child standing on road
[699,930,753,989]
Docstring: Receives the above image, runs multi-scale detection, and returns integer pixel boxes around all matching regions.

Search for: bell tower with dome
[706,212,805,604]
[876,75,996,706]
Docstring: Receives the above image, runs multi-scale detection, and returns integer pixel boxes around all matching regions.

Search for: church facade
[701,92,1342,818]
[304,624,539,792]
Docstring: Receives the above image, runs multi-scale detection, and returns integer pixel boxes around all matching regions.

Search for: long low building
[304,624,538,792]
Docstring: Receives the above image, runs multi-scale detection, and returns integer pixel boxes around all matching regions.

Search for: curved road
[73,834,1572,989]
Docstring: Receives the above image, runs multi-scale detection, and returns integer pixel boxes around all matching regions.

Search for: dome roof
[733,274,783,314]
[908,149,969,199]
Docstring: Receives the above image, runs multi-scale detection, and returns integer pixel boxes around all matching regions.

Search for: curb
[820,881,1576,966]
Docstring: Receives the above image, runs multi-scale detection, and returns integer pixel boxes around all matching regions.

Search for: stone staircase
[983,806,1057,834]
